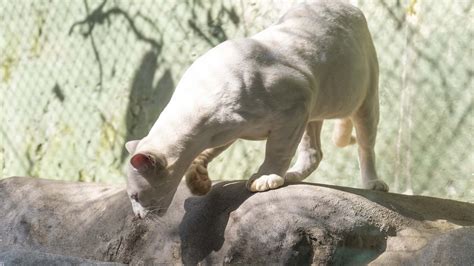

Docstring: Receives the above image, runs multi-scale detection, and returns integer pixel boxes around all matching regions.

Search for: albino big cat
[125,0,388,218]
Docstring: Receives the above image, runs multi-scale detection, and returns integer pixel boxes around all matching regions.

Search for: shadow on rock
[179,181,253,264]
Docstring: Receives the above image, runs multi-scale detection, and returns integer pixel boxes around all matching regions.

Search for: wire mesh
[1,0,472,201]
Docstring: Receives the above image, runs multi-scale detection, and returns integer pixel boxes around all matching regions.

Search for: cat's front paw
[185,162,211,195]
[246,174,285,192]
[363,179,389,192]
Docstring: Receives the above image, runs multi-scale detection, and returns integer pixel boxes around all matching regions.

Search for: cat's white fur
[126,0,388,218]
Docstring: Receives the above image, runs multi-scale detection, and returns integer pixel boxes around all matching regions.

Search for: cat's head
[124,140,180,219]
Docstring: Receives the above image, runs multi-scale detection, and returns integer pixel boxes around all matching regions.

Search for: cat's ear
[125,140,140,154]
[130,153,166,173]
[130,153,155,172]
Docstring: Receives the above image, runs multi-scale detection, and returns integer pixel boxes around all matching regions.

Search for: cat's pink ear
[130,153,154,172]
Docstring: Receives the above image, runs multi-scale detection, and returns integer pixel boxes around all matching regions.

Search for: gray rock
[409,227,474,266]
[0,249,124,265]
[0,176,473,264]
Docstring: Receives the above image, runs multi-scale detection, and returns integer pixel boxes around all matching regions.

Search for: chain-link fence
[1,0,472,202]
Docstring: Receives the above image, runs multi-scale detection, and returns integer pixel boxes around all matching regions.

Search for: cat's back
[276,0,366,26]
[171,0,375,118]
[252,0,372,62]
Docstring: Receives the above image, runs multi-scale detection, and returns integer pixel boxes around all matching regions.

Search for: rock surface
[0,176,473,265]
[0,249,124,265]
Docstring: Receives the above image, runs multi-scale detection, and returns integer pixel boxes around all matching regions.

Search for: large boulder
[0,176,473,264]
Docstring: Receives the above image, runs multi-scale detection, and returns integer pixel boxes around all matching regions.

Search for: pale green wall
[1,0,472,201]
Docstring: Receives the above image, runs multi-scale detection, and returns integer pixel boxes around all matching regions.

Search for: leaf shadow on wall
[120,51,175,163]
[67,0,174,164]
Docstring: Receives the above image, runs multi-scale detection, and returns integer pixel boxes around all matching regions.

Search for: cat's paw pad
[364,179,389,192]
[185,163,211,195]
[246,174,285,192]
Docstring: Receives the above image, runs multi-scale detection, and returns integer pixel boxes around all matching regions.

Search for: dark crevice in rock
[331,224,393,265]
[285,229,315,265]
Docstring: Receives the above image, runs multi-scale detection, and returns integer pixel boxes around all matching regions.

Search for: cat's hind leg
[352,97,389,192]
[285,120,323,182]
[185,141,234,195]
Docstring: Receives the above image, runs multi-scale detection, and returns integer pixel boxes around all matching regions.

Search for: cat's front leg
[246,113,308,192]
[285,121,324,182]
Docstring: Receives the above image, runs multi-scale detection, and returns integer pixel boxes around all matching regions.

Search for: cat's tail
[185,158,212,196]
[185,142,234,195]
[332,118,356,147]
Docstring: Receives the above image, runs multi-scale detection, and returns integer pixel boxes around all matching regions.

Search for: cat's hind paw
[246,174,285,192]
[363,179,389,192]
[284,171,305,182]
